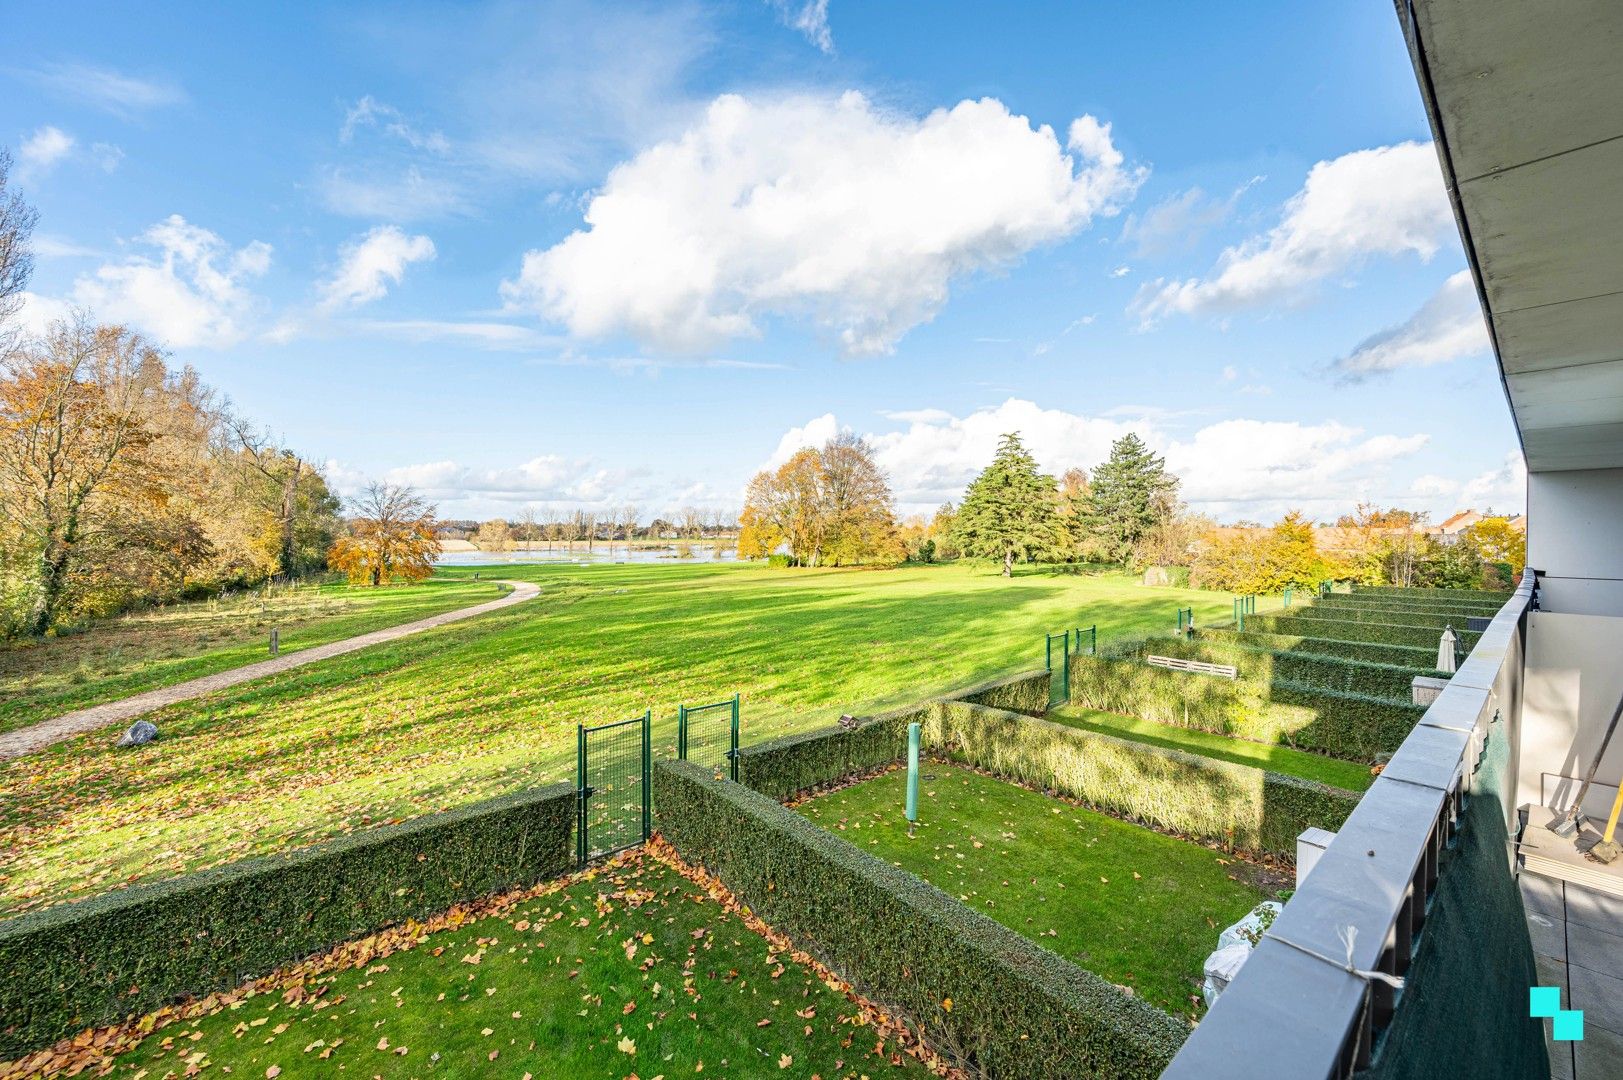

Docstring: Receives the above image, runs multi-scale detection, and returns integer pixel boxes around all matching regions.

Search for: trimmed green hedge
[1067,651,1426,761]
[1195,627,1442,670]
[1244,613,1482,651]
[1288,606,1476,631]
[654,760,1188,1078]
[928,701,1357,856]
[1314,600,1502,621]
[951,668,1051,716]
[1320,593,1502,611]
[736,713,919,801]
[1352,585,1511,601]
[0,783,576,1057]
[735,671,1051,801]
[1122,635,1445,700]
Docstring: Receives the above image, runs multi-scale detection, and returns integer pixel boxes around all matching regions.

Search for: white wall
[1520,610,1623,817]
[1528,467,1623,616]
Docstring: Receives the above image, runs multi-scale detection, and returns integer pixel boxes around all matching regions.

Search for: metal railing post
[576,724,587,865]
[641,709,652,840]
[677,704,687,760]
[730,693,740,782]
[1062,629,1071,702]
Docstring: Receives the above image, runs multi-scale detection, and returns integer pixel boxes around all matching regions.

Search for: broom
[1592,784,1623,864]
[1549,691,1623,838]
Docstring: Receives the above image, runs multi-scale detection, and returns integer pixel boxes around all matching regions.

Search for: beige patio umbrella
[1436,625,1458,674]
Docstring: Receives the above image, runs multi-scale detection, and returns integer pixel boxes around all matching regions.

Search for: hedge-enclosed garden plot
[1285,605,1483,631]
[1351,585,1512,602]
[656,759,1190,1078]
[1315,595,1504,616]
[72,850,935,1080]
[1242,613,1482,651]
[793,763,1275,1017]
[1047,706,1374,792]
[1194,627,1443,670]
[1114,635,1447,699]
[1067,643,1427,763]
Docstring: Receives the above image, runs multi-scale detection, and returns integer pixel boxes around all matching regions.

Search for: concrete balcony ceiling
[1401,0,1623,469]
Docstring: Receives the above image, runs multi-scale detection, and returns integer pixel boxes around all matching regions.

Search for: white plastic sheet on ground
[1202,901,1285,1007]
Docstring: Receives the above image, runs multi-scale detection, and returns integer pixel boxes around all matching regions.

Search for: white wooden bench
[1147,654,1239,679]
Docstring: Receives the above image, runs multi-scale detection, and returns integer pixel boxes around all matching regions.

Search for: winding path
[0,579,541,762]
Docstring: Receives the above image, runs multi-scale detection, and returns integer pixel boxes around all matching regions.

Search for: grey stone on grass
[116,720,158,747]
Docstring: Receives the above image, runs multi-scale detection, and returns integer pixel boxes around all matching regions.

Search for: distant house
[1427,510,1527,544]
[1433,510,1483,538]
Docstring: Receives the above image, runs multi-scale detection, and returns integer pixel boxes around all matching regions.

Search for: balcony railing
[1162,573,1537,1079]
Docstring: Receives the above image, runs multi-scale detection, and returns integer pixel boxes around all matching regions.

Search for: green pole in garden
[730,693,740,782]
[640,710,652,840]
[905,721,921,834]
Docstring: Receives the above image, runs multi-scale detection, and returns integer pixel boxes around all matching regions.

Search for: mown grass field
[0,562,1241,917]
[796,763,1277,1017]
[0,578,505,734]
[93,849,933,1080]
[1046,706,1376,791]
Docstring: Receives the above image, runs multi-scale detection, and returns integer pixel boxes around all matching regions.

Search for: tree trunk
[278,460,300,578]
[1002,547,1014,577]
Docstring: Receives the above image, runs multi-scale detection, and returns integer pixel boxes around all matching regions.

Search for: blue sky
[4,0,1524,523]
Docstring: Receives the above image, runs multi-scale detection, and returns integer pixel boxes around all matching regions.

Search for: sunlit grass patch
[2,562,1239,915]
[796,763,1279,1017]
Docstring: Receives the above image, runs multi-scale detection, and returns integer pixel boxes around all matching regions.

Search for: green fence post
[1062,629,1071,703]
[905,721,921,832]
[1087,624,1096,655]
[730,693,740,782]
[576,724,587,865]
[677,704,687,760]
[641,709,652,841]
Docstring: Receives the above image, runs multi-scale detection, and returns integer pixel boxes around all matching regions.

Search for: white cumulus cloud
[502,92,1144,356]
[1332,269,1489,380]
[1134,142,1453,323]
[67,215,272,347]
[17,126,75,183]
[319,226,437,309]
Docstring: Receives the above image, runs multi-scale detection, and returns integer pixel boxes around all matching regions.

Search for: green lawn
[0,561,1244,916]
[0,577,505,735]
[796,763,1278,1018]
[1046,706,1375,791]
[94,850,933,1080]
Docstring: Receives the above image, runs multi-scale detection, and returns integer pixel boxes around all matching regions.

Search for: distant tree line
[733,419,1521,593]
[444,506,743,553]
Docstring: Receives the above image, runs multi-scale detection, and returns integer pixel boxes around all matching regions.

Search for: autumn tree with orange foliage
[329,482,441,586]
[738,434,897,567]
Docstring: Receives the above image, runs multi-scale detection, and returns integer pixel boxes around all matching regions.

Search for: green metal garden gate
[1046,630,1072,707]
[677,694,740,781]
[576,711,651,864]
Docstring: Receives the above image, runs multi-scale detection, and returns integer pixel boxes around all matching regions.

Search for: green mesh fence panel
[577,713,650,863]
[1364,709,1547,1080]
[678,695,739,780]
